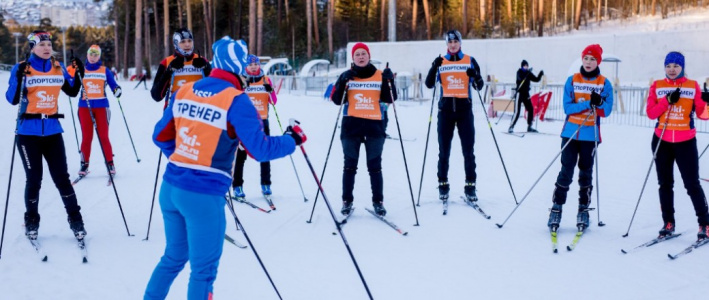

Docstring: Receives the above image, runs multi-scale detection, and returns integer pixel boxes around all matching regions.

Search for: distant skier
[424,29,485,203]
[547,44,614,232]
[77,44,122,176]
[133,68,148,90]
[646,51,709,241]
[331,42,397,216]
[145,36,306,300]
[232,55,278,199]
[4,31,87,239]
[509,60,543,133]
[151,28,212,106]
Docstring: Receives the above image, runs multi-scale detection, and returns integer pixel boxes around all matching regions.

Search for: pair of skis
[621,232,709,259]
[440,196,491,219]
[27,235,88,263]
[334,207,408,236]
[550,225,588,253]
[229,194,276,213]
[72,172,114,186]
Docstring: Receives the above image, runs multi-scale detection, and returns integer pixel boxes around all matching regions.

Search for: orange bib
[346,71,383,120]
[654,79,698,131]
[24,63,64,115]
[83,66,107,100]
[169,82,240,177]
[568,73,606,126]
[167,54,205,93]
[245,77,271,120]
[439,55,471,98]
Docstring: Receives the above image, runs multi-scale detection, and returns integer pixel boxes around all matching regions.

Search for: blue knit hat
[664,51,685,69]
[211,36,248,75]
[246,54,260,65]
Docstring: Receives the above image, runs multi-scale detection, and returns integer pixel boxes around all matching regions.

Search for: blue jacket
[153,70,296,196]
[5,54,79,136]
[559,74,614,142]
[78,60,120,108]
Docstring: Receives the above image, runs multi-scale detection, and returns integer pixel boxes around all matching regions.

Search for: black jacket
[425,52,484,92]
[515,68,542,94]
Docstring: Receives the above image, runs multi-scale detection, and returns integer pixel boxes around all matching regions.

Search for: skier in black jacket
[509,60,543,133]
[424,30,485,203]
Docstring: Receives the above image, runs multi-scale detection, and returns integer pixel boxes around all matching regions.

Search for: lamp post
[61,27,67,64]
[12,32,22,63]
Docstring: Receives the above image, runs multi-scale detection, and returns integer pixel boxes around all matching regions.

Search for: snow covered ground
[0,73,708,299]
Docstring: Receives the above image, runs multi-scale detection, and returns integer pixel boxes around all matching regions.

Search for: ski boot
[463,182,477,202]
[68,212,87,239]
[341,200,354,215]
[24,212,40,239]
[438,181,450,201]
[698,224,708,241]
[527,126,538,133]
[233,186,246,199]
[547,203,563,231]
[577,204,590,230]
[78,162,89,176]
[658,221,675,238]
[107,161,116,175]
[372,201,387,217]
[261,185,272,196]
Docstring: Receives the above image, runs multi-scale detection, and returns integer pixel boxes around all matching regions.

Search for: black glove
[72,58,84,78]
[382,68,394,81]
[432,56,443,69]
[263,83,273,93]
[113,86,122,98]
[15,62,29,83]
[466,68,479,78]
[168,56,185,71]
[340,69,356,82]
[590,91,604,107]
[539,70,544,77]
[192,56,209,69]
[702,83,709,104]
[284,120,307,146]
[667,88,681,104]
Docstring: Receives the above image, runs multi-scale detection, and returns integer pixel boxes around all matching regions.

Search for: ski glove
[702,83,709,104]
[466,68,479,78]
[432,56,444,69]
[590,91,604,107]
[113,86,122,98]
[263,83,273,93]
[539,70,544,77]
[340,69,356,82]
[382,68,394,81]
[168,56,185,71]
[72,58,85,79]
[15,62,29,84]
[667,88,681,104]
[192,56,209,69]
[284,119,307,146]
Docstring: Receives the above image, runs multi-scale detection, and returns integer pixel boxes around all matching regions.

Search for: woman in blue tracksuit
[5,31,86,239]
[145,36,306,300]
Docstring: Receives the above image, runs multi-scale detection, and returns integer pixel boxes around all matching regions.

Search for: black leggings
[652,136,709,225]
[232,120,271,186]
[16,134,81,218]
[511,91,534,127]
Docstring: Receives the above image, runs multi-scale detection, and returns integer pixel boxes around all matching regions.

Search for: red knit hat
[581,44,603,65]
[351,42,370,58]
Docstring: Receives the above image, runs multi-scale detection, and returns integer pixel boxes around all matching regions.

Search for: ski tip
[495,223,503,228]
[42,255,48,262]
[82,257,88,263]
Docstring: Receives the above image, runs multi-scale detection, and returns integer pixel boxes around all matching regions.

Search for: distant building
[1,0,109,27]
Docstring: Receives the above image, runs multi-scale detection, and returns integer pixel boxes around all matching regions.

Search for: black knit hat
[445,30,462,43]
[521,60,529,68]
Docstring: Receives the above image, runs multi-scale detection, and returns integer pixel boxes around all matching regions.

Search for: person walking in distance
[509,60,544,133]
[232,55,279,199]
[4,31,87,239]
[144,36,306,300]
[330,42,397,216]
[77,44,122,176]
[547,44,614,232]
[424,30,485,203]
[646,51,709,241]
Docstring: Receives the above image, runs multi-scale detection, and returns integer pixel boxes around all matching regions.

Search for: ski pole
[224,193,283,300]
[386,63,420,226]
[268,94,308,202]
[294,119,374,299]
[78,73,133,237]
[306,86,347,223]
[145,73,175,241]
[1,59,29,259]
[591,107,605,227]
[472,80,519,205]
[116,96,141,162]
[67,95,81,153]
[495,112,594,228]
[494,77,527,126]
[416,75,439,207]
[699,142,709,160]
[622,106,672,238]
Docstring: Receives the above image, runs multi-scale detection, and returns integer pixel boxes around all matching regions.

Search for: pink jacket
[646,77,708,143]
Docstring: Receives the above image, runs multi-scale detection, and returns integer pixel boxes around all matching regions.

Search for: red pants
[78,107,113,163]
